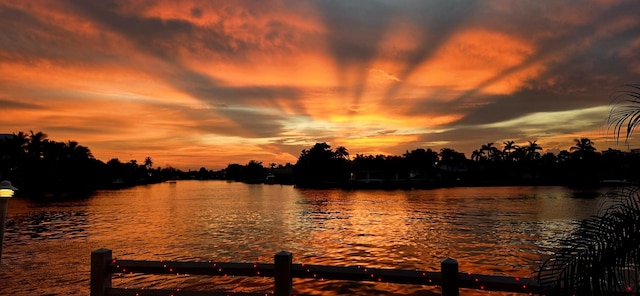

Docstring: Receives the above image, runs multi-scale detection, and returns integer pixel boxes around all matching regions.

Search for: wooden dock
[91,248,539,296]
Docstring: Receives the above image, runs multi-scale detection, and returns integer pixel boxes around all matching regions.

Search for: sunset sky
[1,0,639,170]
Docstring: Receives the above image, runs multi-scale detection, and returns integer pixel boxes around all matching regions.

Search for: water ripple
[0,182,607,295]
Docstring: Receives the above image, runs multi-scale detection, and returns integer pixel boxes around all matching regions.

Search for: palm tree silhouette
[480,142,502,161]
[66,141,93,159]
[334,146,350,160]
[28,130,48,159]
[471,149,483,161]
[570,138,597,160]
[502,140,518,161]
[524,140,542,160]
[144,157,153,170]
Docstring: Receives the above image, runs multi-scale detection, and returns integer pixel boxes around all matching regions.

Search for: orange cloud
[407,28,541,96]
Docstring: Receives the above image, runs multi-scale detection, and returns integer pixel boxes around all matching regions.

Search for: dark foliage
[608,84,640,145]
[0,131,177,198]
[538,186,640,295]
[294,143,350,187]
[537,85,640,294]
[290,140,640,189]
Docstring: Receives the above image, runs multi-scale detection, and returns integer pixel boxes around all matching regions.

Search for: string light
[105,257,537,294]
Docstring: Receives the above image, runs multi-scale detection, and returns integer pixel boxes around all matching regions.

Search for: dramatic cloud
[1,0,639,169]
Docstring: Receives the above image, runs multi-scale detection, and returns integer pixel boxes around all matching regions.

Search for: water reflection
[0,182,609,295]
[4,210,88,253]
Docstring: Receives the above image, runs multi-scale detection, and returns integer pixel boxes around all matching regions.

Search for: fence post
[91,248,112,296]
[0,198,8,266]
[441,258,459,296]
[274,251,293,296]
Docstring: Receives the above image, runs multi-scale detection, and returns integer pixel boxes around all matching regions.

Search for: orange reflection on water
[1,182,607,295]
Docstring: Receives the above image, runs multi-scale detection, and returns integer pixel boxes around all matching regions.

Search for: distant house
[351,170,386,184]
[602,148,624,156]
[436,163,468,173]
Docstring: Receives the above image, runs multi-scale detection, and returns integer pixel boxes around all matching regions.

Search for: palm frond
[607,84,640,145]
[538,186,640,295]
[545,84,640,294]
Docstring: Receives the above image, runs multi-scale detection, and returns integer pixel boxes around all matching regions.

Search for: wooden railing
[91,248,540,296]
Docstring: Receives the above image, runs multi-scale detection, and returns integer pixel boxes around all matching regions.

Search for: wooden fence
[91,248,540,296]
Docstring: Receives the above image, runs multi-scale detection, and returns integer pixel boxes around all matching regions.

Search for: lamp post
[0,180,17,265]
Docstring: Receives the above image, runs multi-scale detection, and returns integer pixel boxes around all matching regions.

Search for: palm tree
[503,140,517,153]
[511,146,527,162]
[503,140,518,161]
[571,137,596,153]
[471,149,484,161]
[524,140,542,160]
[490,146,502,162]
[66,141,93,160]
[28,130,48,159]
[480,143,494,161]
[144,157,153,170]
[334,146,350,160]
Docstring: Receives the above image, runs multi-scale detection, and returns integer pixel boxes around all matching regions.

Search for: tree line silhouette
[0,131,186,198]
[2,130,639,198]
[290,139,640,189]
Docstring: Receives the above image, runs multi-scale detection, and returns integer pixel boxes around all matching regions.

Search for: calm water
[0,181,612,295]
